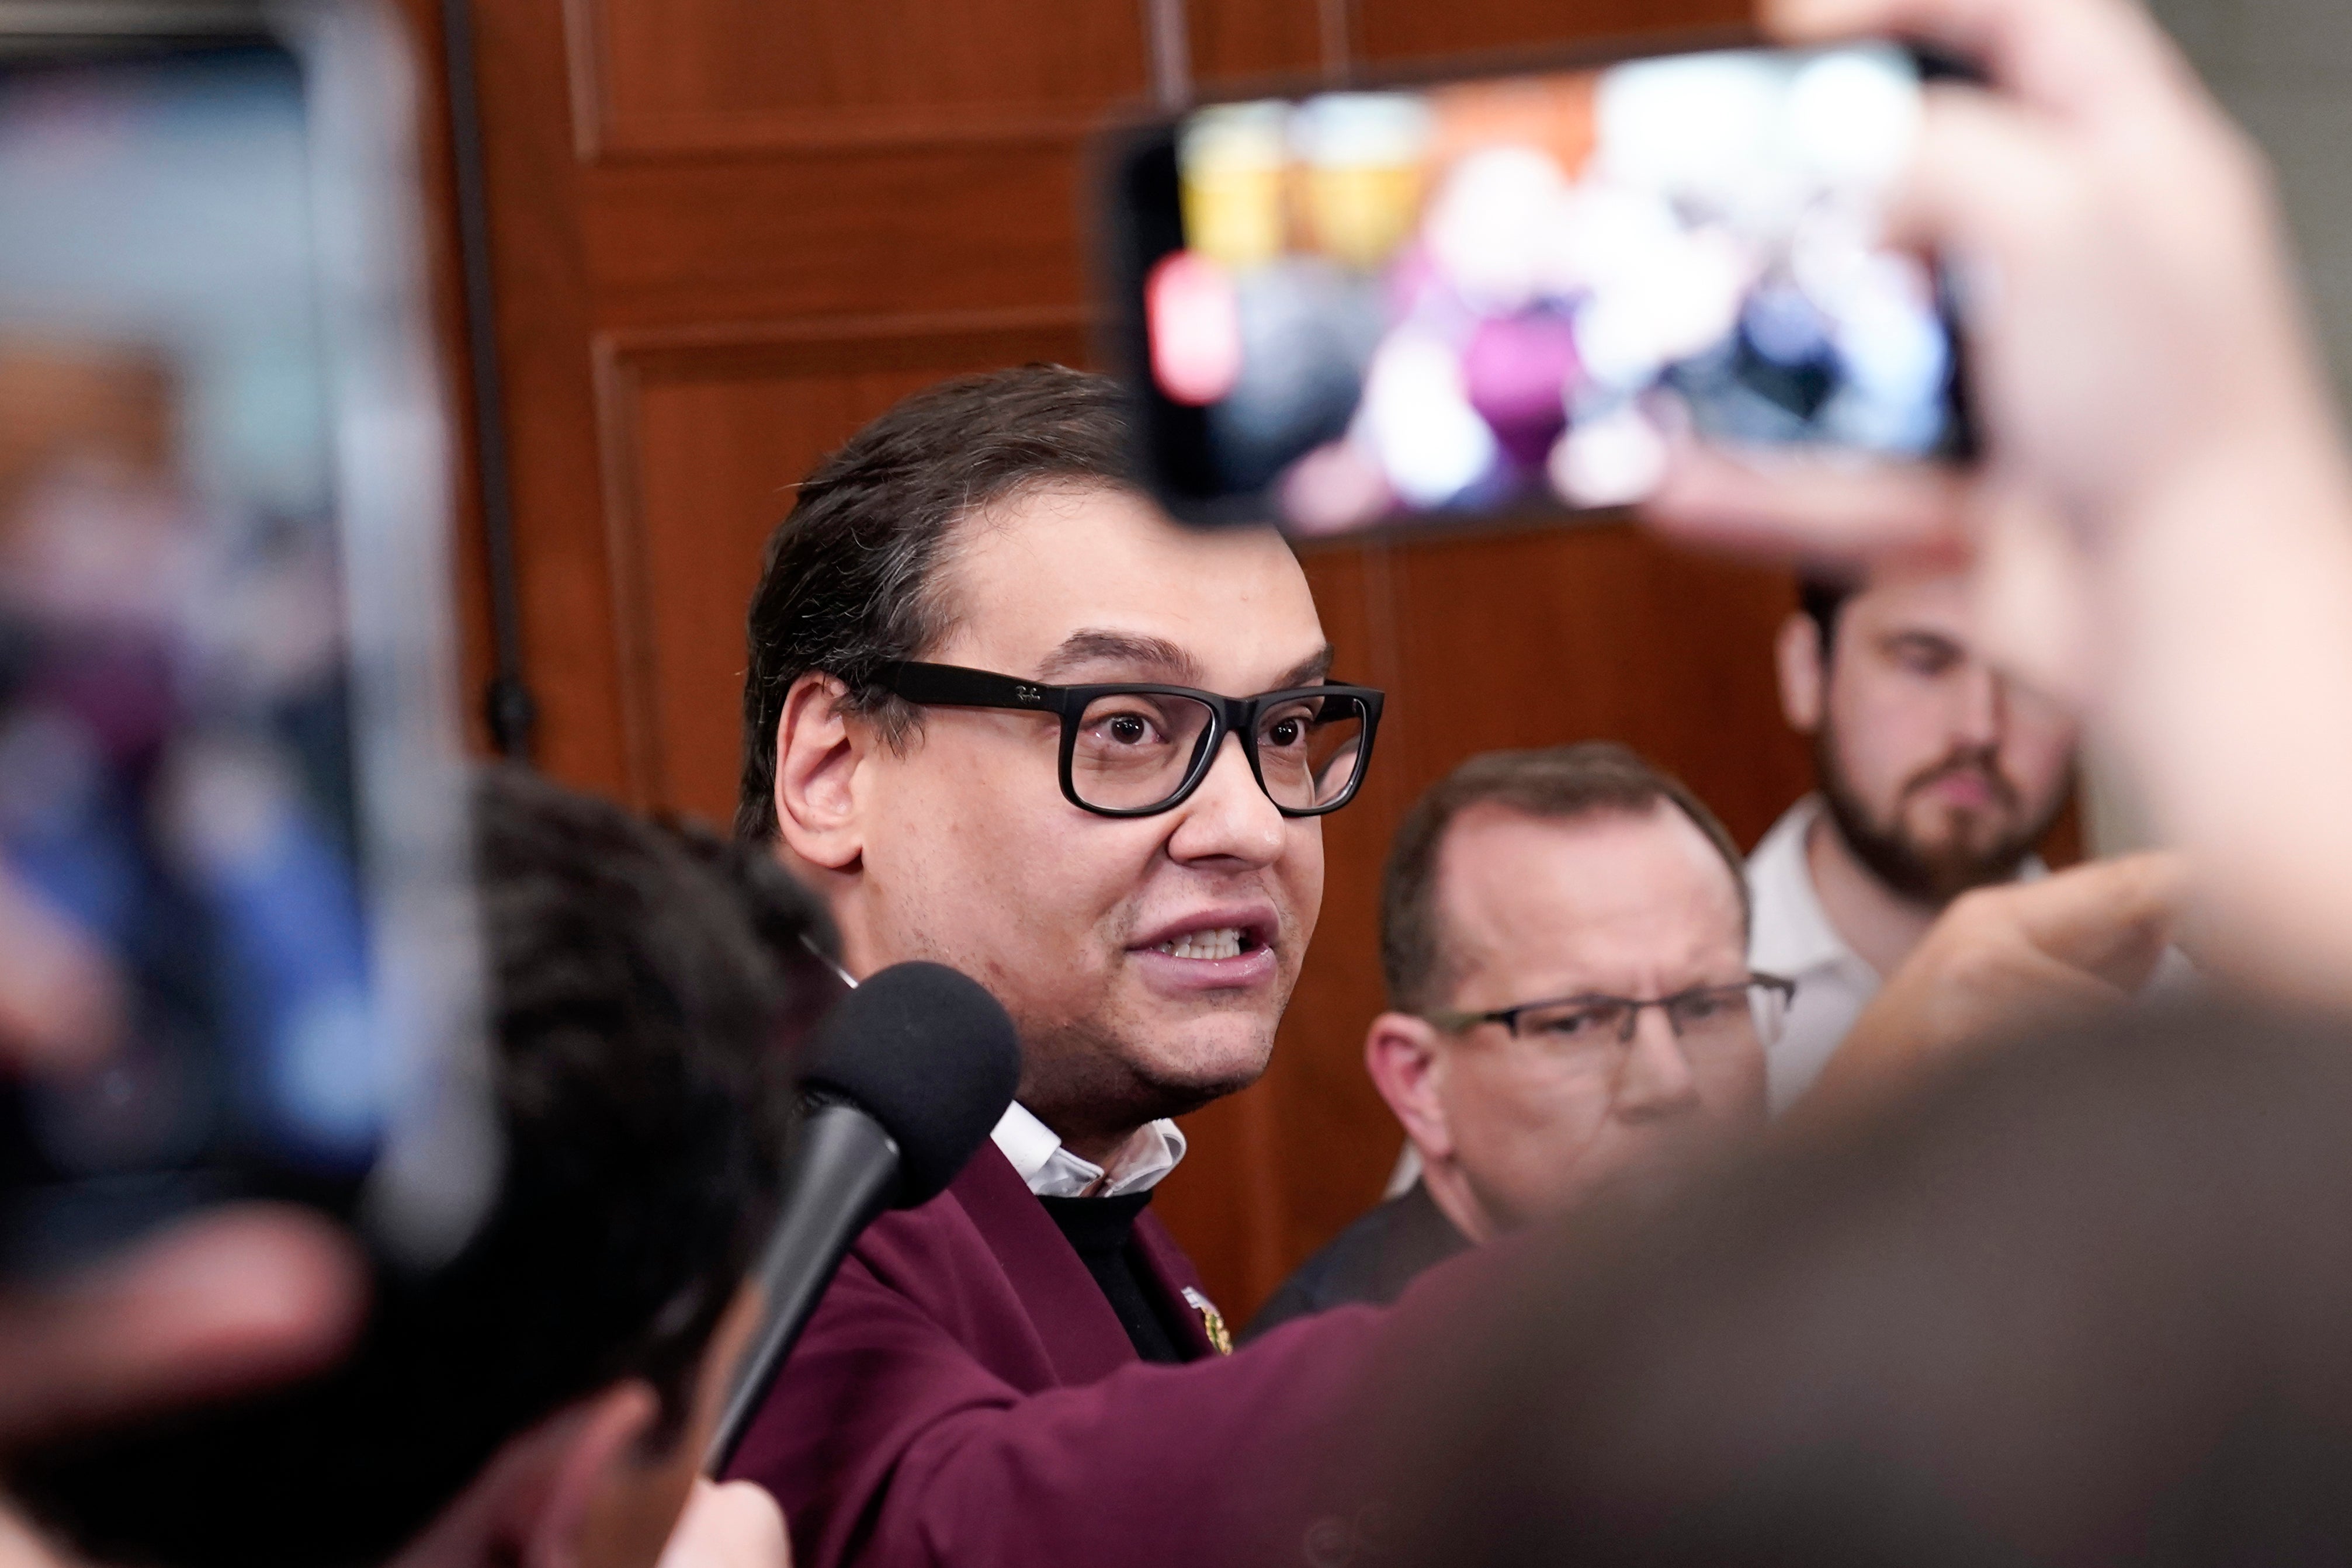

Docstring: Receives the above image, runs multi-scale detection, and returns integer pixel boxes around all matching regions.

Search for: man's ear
[1364,1012,1455,1165]
[1775,611,1826,734]
[774,672,873,873]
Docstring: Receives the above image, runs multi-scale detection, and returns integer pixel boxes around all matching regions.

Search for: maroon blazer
[724,1139,1389,1568]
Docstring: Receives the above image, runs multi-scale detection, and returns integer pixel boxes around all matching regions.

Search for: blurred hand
[1806,852,2187,1115]
[1652,0,2334,558]
[656,1480,790,1568]
[0,1505,77,1568]
[0,876,362,1453]
[0,1205,361,1451]
[1645,0,2352,1008]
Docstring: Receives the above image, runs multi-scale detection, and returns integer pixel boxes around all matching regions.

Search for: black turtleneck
[1035,1189,1196,1364]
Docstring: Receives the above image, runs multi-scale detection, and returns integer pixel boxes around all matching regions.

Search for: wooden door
[431,0,1789,1320]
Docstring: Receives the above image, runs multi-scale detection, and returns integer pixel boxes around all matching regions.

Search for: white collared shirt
[989,1101,1189,1198]
[1746,795,2044,1113]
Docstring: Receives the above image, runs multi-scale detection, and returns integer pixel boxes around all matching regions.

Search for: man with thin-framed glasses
[721,365,1407,1568]
[1250,743,1781,1337]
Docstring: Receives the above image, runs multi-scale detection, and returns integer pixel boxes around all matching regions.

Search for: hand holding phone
[1647,0,2352,1018]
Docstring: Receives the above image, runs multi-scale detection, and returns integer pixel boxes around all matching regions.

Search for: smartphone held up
[1107,41,1968,536]
[0,2,492,1277]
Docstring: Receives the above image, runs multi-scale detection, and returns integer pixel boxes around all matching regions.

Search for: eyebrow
[1277,646,1336,688]
[1035,633,1337,692]
[1880,630,1966,660]
[1035,631,1201,684]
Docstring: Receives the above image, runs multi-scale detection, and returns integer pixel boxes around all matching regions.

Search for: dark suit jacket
[724,1140,1390,1568]
[1244,1180,1472,1340]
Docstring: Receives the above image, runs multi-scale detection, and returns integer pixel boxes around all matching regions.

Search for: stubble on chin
[1816,728,2069,904]
[1014,962,1289,1142]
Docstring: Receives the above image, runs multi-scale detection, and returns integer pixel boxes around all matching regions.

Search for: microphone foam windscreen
[797,961,1021,1208]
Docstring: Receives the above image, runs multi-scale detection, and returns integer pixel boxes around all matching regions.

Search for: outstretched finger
[1882,84,2091,287]
[1640,435,1974,571]
[2006,851,2189,988]
[1805,939,2125,1118]
[0,1205,364,1450]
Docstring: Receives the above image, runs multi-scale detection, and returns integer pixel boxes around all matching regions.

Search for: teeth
[1156,927,1246,961]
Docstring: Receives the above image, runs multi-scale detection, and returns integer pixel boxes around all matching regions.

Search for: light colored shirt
[989,1100,1189,1198]
[1385,1140,1422,1198]
[1746,795,2046,1113]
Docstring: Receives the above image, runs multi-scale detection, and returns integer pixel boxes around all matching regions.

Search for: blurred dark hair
[1799,574,1857,655]
[736,363,1140,841]
[10,765,824,1568]
[1380,742,1748,1015]
[1371,1001,2352,1568]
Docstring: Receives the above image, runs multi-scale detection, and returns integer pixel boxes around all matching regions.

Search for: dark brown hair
[1799,573,1859,655]
[1379,743,1749,1014]
[736,363,1140,841]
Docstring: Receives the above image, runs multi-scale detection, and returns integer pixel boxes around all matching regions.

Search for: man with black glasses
[722,366,1399,1568]
[1250,744,1778,1337]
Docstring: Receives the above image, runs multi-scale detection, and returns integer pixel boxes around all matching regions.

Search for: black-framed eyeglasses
[877,661,1384,819]
[1427,974,1799,1052]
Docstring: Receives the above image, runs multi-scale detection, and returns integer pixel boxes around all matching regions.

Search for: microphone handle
[705,1101,900,1476]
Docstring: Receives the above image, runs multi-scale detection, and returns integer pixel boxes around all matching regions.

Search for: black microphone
[705,960,1020,1475]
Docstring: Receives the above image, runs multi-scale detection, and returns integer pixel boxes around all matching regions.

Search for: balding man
[1250,743,1779,1335]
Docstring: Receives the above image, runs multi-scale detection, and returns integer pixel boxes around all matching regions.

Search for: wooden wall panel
[470,0,627,796]
[579,149,1098,328]
[599,312,1094,817]
[1188,0,1332,86]
[386,0,499,757]
[1382,526,1812,847]
[573,0,1149,155]
[1354,0,1750,63]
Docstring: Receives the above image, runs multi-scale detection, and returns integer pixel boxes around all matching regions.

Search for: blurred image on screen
[1149,46,1956,534]
[0,46,386,1254]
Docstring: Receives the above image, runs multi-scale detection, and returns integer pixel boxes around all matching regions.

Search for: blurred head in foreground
[1371,744,1768,1243]
[8,766,822,1568]
[1375,1002,2352,1568]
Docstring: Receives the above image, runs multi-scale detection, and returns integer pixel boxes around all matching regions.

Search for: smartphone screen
[1109,42,1963,535]
[0,15,491,1274]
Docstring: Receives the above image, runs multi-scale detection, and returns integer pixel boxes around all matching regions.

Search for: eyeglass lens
[1070,691,1369,813]
[1511,981,1788,1051]
[1260,694,1369,810]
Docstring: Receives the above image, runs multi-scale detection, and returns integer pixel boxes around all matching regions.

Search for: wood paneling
[469,0,626,795]
[462,0,1125,797]
[578,148,1098,327]
[387,0,500,757]
[1380,526,1810,839]
[599,310,1094,816]
[570,0,1149,156]
[451,0,1770,1324]
[1354,0,1750,64]
[1188,0,1331,86]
